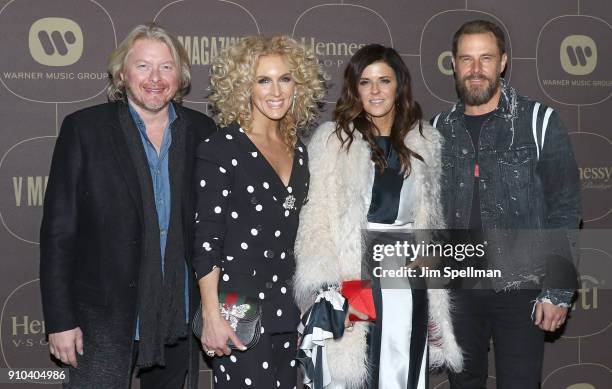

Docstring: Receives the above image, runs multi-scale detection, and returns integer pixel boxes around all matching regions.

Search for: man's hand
[534,302,568,332]
[48,327,83,367]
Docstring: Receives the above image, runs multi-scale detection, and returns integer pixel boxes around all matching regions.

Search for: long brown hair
[333,44,423,176]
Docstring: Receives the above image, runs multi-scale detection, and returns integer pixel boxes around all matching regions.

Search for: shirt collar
[128,102,177,136]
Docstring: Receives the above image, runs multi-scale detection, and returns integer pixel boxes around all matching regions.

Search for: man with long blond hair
[40,23,216,388]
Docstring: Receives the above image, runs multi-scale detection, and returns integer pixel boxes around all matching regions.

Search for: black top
[367,136,404,224]
[192,123,309,333]
[463,111,495,232]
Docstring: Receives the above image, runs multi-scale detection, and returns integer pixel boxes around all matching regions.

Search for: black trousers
[133,338,189,389]
[448,289,544,389]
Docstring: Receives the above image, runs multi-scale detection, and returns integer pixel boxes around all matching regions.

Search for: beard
[125,86,170,113]
[455,72,500,106]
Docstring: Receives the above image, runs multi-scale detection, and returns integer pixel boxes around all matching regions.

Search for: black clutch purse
[192,291,262,350]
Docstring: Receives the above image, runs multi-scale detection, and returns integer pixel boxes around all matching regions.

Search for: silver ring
[206,350,215,357]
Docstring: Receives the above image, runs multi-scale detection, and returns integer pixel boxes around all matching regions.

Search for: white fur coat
[294,121,463,388]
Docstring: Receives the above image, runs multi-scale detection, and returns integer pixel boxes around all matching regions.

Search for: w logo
[28,18,83,66]
[560,35,597,76]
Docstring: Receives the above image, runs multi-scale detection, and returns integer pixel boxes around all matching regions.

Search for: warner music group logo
[540,33,610,90]
[560,35,597,76]
[28,17,83,67]
[2,17,105,83]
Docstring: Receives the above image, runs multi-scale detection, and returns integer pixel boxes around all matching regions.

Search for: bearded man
[432,20,581,389]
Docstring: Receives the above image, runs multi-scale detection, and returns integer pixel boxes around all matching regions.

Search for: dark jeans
[448,289,544,389]
[133,338,189,389]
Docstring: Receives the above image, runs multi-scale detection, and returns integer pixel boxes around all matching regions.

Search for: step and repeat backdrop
[0,0,610,388]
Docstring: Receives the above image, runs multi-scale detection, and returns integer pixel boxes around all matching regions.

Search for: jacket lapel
[230,123,298,208]
[108,101,143,222]
[176,107,194,228]
[167,105,190,244]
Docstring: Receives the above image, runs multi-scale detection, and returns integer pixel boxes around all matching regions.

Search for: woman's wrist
[203,303,221,318]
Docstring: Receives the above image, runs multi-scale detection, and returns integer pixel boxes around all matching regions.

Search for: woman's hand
[344,304,369,331]
[200,308,246,356]
[197,268,246,357]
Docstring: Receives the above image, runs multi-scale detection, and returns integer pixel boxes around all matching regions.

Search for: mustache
[464,74,489,81]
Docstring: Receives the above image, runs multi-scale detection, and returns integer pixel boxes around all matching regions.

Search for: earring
[291,91,297,114]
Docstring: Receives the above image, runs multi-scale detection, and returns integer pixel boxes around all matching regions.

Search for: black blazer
[40,101,216,334]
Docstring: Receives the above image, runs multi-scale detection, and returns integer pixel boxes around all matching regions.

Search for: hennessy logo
[578,166,612,182]
[12,315,46,336]
[28,17,84,66]
[578,166,612,191]
[300,37,366,57]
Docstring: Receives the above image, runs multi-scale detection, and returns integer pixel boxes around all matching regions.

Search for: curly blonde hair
[107,23,191,103]
[209,35,325,148]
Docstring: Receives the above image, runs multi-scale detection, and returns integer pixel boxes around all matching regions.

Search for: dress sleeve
[192,147,232,280]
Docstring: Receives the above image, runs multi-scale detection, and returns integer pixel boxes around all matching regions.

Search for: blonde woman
[192,36,324,388]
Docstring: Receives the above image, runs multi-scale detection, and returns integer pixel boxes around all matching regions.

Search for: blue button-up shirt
[129,103,189,339]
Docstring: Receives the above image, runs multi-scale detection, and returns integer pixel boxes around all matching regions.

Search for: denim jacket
[433,79,581,306]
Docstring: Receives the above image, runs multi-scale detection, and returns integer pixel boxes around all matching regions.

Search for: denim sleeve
[536,109,582,299]
[537,288,574,307]
[537,110,582,229]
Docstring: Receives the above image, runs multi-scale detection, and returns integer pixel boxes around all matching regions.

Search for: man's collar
[127,101,177,133]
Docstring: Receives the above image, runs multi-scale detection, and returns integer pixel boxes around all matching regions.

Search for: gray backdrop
[0,0,610,388]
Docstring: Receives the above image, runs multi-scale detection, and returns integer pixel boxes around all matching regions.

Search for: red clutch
[341,280,377,321]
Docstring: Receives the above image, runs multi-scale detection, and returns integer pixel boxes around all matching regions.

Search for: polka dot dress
[193,123,309,388]
[211,332,298,389]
